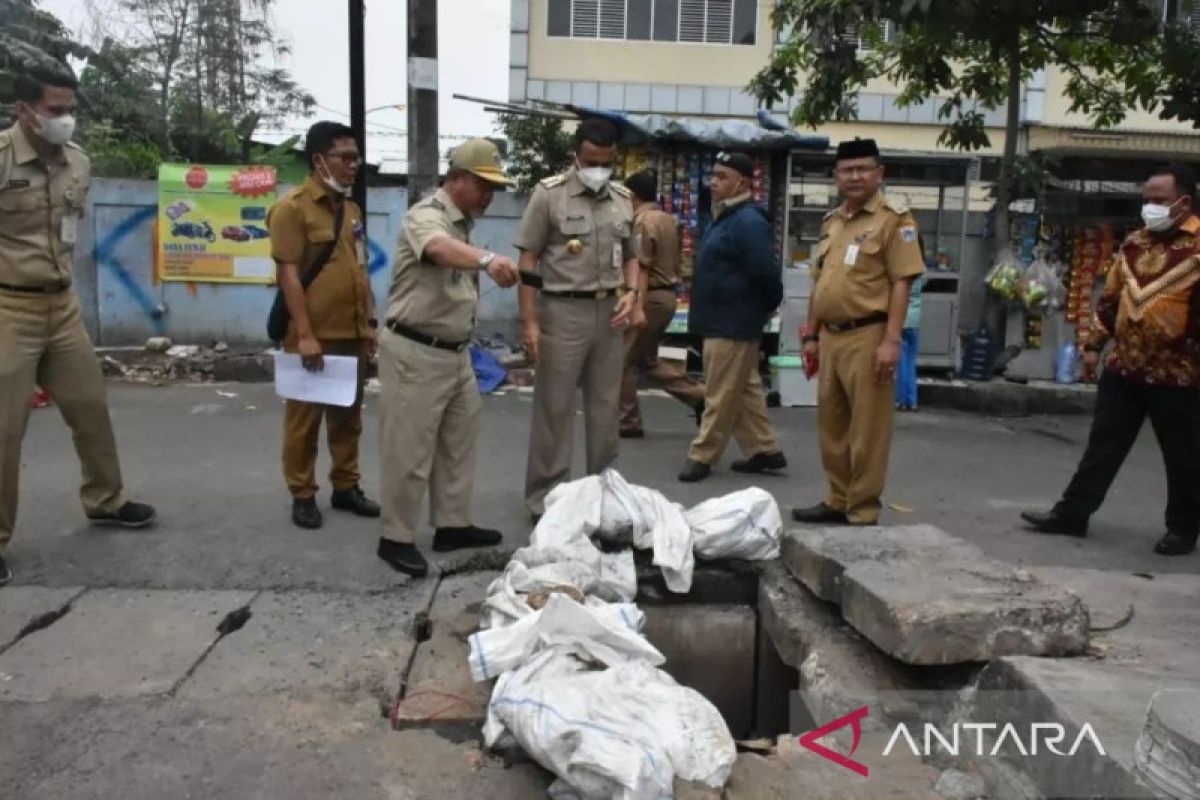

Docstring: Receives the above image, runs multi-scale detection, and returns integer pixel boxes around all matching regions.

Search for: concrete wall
[77,180,529,347]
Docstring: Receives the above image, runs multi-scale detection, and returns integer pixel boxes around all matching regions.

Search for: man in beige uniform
[793,139,924,526]
[516,118,641,518]
[377,140,520,577]
[0,70,156,586]
[619,169,705,438]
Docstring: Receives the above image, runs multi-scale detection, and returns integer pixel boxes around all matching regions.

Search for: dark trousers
[1055,372,1200,535]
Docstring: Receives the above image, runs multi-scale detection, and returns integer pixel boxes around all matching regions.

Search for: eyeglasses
[836,165,880,178]
[325,151,361,165]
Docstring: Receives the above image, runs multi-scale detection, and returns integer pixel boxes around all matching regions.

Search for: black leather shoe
[678,459,711,483]
[378,539,429,577]
[291,498,323,530]
[1155,531,1198,556]
[1020,509,1087,538]
[434,525,503,552]
[791,502,849,525]
[331,486,381,518]
[732,451,788,474]
[619,428,645,439]
[88,501,157,529]
[0,553,11,587]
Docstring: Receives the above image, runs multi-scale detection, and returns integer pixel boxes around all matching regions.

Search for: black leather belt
[0,281,69,294]
[648,283,678,292]
[542,288,620,300]
[824,312,889,334]
[387,321,469,352]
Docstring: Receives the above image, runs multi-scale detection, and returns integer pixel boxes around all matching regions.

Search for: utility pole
[348,0,367,220]
[407,0,439,206]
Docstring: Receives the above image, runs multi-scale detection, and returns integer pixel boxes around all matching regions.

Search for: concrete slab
[784,526,1090,665]
[965,568,1200,800]
[0,586,85,651]
[1136,689,1200,800]
[0,694,551,800]
[757,562,947,734]
[179,582,437,699]
[642,604,757,739]
[0,589,254,702]
[393,573,497,729]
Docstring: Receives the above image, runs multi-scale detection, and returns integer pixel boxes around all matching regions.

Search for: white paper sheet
[273,353,359,407]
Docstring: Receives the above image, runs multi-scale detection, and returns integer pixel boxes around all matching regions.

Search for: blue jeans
[895,328,919,408]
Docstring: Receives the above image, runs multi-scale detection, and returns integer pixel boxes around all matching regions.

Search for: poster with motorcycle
[157,163,278,284]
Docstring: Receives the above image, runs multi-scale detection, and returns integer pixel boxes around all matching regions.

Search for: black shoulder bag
[266,200,346,344]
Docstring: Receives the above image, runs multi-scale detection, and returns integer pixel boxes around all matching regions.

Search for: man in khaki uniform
[619,170,705,438]
[517,118,641,517]
[270,121,378,530]
[793,139,925,526]
[0,69,156,586]
[376,140,519,577]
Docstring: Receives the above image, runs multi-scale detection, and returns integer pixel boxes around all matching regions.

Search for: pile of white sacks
[467,469,782,800]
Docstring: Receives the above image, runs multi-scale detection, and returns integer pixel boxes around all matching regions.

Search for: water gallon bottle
[1056,342,1078,385]
[960,326,993,381]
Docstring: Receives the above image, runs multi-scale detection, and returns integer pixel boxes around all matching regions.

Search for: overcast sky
[40,0,511,171]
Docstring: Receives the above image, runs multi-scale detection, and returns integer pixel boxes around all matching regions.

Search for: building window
[838,20,897,51]
[547,0,757,45]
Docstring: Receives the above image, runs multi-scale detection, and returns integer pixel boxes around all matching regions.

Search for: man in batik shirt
[1022,163,1200,557]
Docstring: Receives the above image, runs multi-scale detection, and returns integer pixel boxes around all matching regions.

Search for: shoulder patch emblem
[900,226,917,243]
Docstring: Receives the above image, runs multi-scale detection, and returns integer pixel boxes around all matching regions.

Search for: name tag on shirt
[61,214,79,246]
[844,243,860,266]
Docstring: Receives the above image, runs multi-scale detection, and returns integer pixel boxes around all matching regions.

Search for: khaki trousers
[525,295,623,515]
[688,338,778,465]
[282,339,368,499]
[620,288,704,431]
[818,324,895,524]
[0,289,125,550]
[378,330,481,543]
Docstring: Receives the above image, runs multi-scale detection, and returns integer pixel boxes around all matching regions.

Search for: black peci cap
[835,138,881,162]
[715,151,755,178]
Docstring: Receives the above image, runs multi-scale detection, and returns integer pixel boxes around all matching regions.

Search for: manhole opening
[634,555,800,741]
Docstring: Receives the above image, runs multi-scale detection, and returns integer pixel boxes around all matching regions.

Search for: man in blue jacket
[679,151,787,482]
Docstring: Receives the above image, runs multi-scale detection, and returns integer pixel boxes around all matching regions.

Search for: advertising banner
[158,163,278,284]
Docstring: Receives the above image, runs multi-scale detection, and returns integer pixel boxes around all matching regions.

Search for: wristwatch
[623,285,642,299]
[478,251,496,270]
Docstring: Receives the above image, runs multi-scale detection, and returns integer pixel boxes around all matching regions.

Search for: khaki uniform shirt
[810,192,925,325]
[387,188,477,342]
[0,123,90,289]
[268,175,371,341]
[634,203,681,289]
[514,168,635,292]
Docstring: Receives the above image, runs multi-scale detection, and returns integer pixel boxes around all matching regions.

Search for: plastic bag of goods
[684,488,782,561]
[1020,257,1056,311]
[483,648,737,800]
[985,250,1024,302]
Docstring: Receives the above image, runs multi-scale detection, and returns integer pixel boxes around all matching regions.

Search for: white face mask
[317,157,352,197]
[576,164,613,193]
[34,113,76,146]
[1142,201,1179,233]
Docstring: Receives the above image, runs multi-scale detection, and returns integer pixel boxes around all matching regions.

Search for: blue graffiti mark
[367,238,388,275]
[94,206,164,334]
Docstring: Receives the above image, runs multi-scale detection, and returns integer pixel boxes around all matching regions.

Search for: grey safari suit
[515,168,636,515]
[0,124,127,552]
[379,189,482,544]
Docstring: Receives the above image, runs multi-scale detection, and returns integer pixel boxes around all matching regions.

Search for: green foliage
[495,112,575,194]
[82,120,164,177]
[0,0,93,126]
